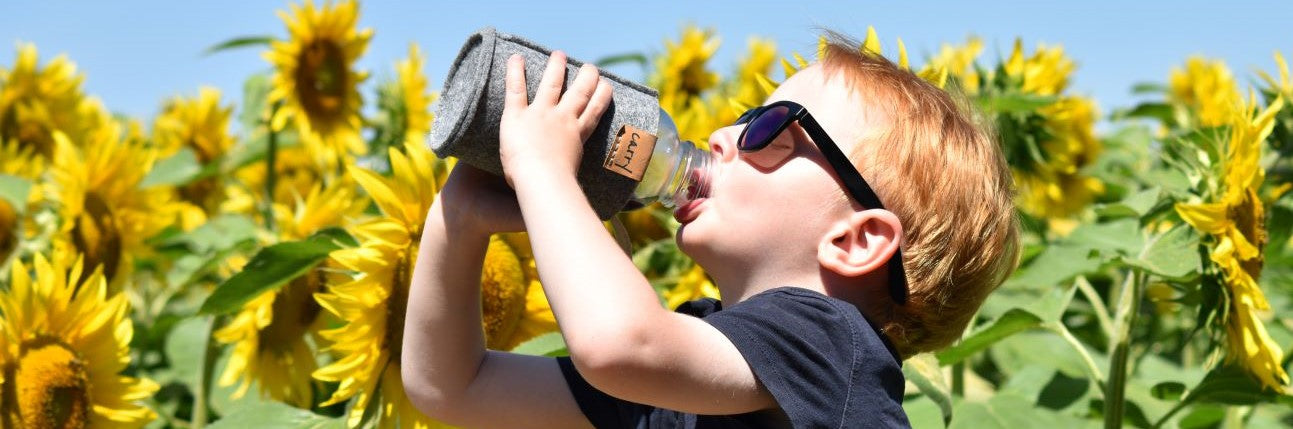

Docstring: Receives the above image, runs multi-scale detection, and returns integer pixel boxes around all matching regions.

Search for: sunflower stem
[1046,321,1106,390]
[263,102,281,232]
[1104,270,1146,429]
[1077,275,1114,341]
[193,316,220,429]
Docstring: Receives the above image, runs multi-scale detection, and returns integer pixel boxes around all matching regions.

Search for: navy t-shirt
[556,287,910,428]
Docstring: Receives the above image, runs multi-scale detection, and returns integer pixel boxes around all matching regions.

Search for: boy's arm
[500,53,779,415]
[401,169,592,429]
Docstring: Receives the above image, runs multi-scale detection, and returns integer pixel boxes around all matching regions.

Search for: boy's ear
[817,210,902,278]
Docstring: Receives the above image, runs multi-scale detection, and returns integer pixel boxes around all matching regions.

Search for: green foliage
[199,227,356,315]
[0,174,31,213]
[204,400,344,429]
[511,332,570,357]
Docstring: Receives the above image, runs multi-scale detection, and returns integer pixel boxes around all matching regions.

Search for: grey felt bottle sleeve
[427,27,661,220]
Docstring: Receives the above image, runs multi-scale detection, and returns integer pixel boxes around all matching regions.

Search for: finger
[532,51,568,106]
[504,54,528,110]
[578,78,614,140]
[559,63,599,114]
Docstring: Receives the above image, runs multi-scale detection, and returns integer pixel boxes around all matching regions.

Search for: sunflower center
[1231,188,1267,279]
[15,338,91,429]
[385,249,412,364]
[0,199,17,263]
[259,268,324,353]
[1,107,57,159]
[480,238,527,350]
[295,40,348,120]
[71,193,122,282]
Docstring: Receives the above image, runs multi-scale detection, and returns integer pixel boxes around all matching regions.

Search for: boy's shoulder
[558,286,911,428]
[688,286,909,426]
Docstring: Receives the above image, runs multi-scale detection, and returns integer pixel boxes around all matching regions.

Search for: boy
[403,33,1020,428]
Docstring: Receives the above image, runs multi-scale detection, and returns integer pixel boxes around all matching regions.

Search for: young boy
[402,33,1020,428]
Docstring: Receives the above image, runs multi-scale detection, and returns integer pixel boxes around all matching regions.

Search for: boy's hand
[435,163,526,236]
[498,51,612,188]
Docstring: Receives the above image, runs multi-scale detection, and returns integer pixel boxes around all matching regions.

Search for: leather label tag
[603,124,656,182]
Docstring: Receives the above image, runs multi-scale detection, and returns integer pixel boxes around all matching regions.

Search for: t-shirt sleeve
[556,355,651,429]
[703,289,908,427]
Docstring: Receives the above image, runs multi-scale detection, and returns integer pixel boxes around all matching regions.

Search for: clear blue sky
[2,1,1290,125]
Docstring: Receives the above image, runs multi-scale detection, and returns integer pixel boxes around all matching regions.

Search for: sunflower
[1013,96,1105,228]
[650,26,720,117]
[152,87,235,216]
[264,0,372,171]
[918,36,985,92]
[1003,39,1073,96]
[996,41,1104,228]
[215,182,366,408]
[497,233,562,350]
[224,145,327,218]
[1170,56,1242,129]
[0,250,158,428]
[309,142,445,428]
[0,43,109,162]
[1175,94,1288,390]
[663,264,720,311]
[1,140,41,265]
[726,37,778,115]
[45,123,178,288]
[392,43,433,149]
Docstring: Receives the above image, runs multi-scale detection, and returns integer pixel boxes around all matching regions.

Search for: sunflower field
[1,1,1292,428]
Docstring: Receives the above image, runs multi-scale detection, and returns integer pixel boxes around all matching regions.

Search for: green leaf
[902,395,947,429]
[903,354,952,425]
[204,35,275,56]
[1151,381,1186,401]
[981,93,1059,113]
[1131,82,1169,94]
[937,308,1043,366]
[948,393,1097,429]
[162,316,209,387]
[511,332,568,357]
[199,227,354,315]
[1181,364,1293,406]
[0,174,32,213]
[992,332,1096,380]
[239,73,274,132]
[1095,187,1161,220]
[594,52,648,68]
[1065,218,1144,257]
[1121,225,1201,280]
[141,147,202,188]
[205,399,344,429]
[1113,102,1175,125]
[157,214,258,254]
[1003,245,1102,290]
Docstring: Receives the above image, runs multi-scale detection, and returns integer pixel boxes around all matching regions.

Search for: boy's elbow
[401,366,462,423]
[565,319,658,393]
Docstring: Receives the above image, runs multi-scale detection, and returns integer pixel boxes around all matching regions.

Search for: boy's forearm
[402,202,491,407]
[512,172,666,349]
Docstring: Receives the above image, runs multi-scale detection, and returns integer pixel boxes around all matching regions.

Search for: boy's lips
[674,198,706,224]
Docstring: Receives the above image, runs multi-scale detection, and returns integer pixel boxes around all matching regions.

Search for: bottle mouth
[674,151,711,206]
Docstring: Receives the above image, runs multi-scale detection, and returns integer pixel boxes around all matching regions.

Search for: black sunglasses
[735,100,909,305]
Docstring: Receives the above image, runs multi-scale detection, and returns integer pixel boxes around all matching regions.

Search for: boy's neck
[709,266,829,306]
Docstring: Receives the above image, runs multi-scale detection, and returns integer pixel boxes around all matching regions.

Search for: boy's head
[676,31,1019,358]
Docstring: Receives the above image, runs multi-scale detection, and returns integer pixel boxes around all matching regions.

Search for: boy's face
[677,64,886,282]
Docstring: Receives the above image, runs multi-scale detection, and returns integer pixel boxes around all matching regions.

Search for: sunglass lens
[739,105,791,151]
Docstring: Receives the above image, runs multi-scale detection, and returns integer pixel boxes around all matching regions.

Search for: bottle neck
[629,138,711,209]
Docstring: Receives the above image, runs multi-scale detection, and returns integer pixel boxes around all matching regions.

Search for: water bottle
[429,28,713,219]
[619,109,711,211]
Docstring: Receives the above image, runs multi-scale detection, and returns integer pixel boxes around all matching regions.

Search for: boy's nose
[707,126,741,164]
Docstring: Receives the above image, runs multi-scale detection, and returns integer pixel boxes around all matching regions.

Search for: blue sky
[1,1,1290,124]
